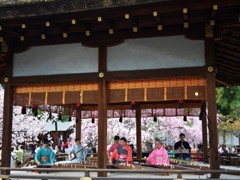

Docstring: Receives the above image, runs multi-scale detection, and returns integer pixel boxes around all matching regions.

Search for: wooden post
[202,111,208,162]
[136,104,142,159]
[1,43,13,177]
[54,120,59,145]
[207,71,220,177]
[1,84,14,172]
[97,46,107,177]
[76,112,81,141]
[205,27,220,178]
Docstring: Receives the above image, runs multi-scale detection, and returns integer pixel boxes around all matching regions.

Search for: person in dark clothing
[221,144,229,154]
[31,141,39,155]
[174,133,191,161]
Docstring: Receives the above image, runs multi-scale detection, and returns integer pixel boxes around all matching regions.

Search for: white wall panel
[13,43,98,77]
[107,36,205,71]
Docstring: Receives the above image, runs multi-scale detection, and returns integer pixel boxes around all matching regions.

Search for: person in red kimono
[109,137,132,165]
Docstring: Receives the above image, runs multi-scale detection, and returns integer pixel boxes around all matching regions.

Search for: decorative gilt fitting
[109,29,114,35]
[97,17,102,22]
[213,4,218,10]
[4,77,9,83]
[99,72,104,78]
[1,41,8,53]
[205,25,213,38]
[183,8,188,14]
[157,25,163,31]
[153,11,158,17]
[72,19,76,24]
[46,21,50,27]
[208,66,214,72]
[210,20,215,26]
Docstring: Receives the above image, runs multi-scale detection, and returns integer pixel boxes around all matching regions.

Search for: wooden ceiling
[0,0,240,86]
[215,27,240,86]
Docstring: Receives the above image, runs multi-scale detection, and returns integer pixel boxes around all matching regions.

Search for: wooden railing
[0,167,240,179]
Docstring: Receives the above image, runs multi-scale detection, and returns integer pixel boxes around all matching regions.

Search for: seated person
[147,140,169,165]
[14,145,24,166]
[166,145,174,158]
[69,138,87,163]
[54,145,65,154]
[35,139,55,165]
[108,135,121,156]
[174,133,191,161]
[109,137,132,165]
[221,144,229,154]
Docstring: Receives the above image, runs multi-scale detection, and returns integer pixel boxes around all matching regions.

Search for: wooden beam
[215,57,240,69]
[215,46,240,57]
[1,84,14,173]
[11,66,207,85]
[215,52,240,62]
[216,74,238,84]
[10,73,99,85]
[222,35,240,43]
[216,41,240,51]
[104,66,207,81]
[225,29,240,36]
[216,79,230,86]
[136,104,142,159]
[215,61,240,71]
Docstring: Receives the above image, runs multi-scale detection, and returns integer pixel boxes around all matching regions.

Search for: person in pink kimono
[147,140,169,165]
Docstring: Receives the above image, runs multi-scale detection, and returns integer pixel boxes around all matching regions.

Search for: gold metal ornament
[208,66,214,72]
[99,72,104,78]
[4,77,9,83]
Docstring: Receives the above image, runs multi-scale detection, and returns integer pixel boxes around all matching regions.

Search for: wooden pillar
[97,46,107,177]
[202,111,208,162]
[1,84,14,171]
[76,112,81,141]
[207,71,220,177]
[1,42,13,177]
[205,27,220,178]
[136,104,142,159]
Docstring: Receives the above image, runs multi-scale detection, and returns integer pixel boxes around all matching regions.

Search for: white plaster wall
[13,43,98,77]
[219,130,240,146]
[107,36,205,71]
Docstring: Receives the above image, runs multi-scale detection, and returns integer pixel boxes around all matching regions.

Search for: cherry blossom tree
[0,86,48,144]
[69,115,202,152]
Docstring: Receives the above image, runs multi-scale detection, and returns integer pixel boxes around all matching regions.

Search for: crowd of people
[3,132,238,167]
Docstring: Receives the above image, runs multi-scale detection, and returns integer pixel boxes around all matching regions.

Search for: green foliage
[216,86,240,119]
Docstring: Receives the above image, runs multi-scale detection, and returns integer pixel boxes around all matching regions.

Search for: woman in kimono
[147,140,169,165]
[35,139,55,165]
[69,138,87,163]
[109,137,132,165]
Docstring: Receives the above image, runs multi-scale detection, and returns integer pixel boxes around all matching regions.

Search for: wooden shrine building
[0,0,240,178]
